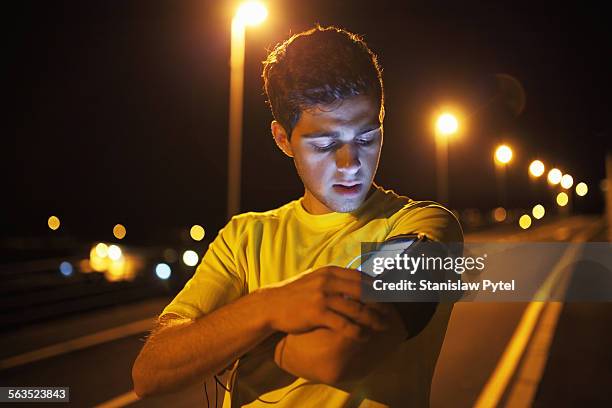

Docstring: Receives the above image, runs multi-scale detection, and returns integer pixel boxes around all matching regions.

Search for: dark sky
[5,0,610,244]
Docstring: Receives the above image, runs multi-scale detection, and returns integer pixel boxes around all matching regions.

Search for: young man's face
[273,95,383,214]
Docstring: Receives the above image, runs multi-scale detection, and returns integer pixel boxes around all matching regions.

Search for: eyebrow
[301,124,381,139]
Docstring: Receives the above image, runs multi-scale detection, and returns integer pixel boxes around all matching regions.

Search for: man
[132,25,463,407]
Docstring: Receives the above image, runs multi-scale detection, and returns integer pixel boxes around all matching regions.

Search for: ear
[271,120,294,158]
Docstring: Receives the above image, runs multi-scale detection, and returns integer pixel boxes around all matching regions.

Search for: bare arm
[132,290,274,397]
[132,266,374,398]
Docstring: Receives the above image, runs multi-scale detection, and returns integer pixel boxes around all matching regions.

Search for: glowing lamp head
[494,145,513,164]
[108,244,122,261]
[519,214,532,229]
[532,204,545,220]
[235,1,268,26]
[556,192,569,207]
[576,182,588,197]
[155,263,172,280]
[435,113,458,136]
[95,243,109,258]
[529,160,545,177]
[547,168,562,185]
[182,250,199,267]
[190,225,205,241]
[48,215,61,231]
[560,174,573,189]
[113,224,127,239]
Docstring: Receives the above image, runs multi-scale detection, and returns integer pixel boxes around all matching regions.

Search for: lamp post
[227,1,268,219]
[435,113,458,206]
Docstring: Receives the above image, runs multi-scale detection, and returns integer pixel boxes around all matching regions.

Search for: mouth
[332,183,363,196]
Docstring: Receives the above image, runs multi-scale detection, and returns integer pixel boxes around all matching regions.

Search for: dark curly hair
[262,25,384,138]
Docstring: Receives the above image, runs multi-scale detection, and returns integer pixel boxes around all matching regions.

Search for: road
[0,215,609,407]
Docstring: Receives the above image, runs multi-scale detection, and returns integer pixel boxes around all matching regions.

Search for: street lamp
[494,145,513,165]
[435,113,459,206]
[529,160,545,177]
[493,144,513,207]
[227,1,268,219]
[560,174,573,189]
[547,168,562,185]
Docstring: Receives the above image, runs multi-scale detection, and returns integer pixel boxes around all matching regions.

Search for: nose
[335,143,361,174]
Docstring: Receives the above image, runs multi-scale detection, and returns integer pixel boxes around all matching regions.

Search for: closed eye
[356,139,375,146]
[312,142,337,152]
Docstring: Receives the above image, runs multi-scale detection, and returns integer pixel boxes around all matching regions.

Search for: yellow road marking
[473,219,600,408]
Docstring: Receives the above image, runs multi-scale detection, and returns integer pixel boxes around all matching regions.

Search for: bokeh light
[519,214,532,229]
[493,207,507,222]
[48,215,60,231]
[59,261,73,277]
[155,263,172,280]
[532,204,545,220]
[163,248,178,263]
[113,224,127,239]
[95,243,109,258]
[494,145,513,164]
[190,225,205,241]
[560,174,573,189]
[529,160,545,177]
[576,182,588,197]
[556,192,569,207]
[108,244,122,261]
[182,250,199,267]
[547,168,562,185]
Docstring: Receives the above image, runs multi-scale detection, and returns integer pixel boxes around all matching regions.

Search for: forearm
[279,331,399,385]
[133,289,274,397]
[275,307,407,384]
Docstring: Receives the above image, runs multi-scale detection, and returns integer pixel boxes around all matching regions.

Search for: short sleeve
[160,218,246,320]
[388,201,463,244]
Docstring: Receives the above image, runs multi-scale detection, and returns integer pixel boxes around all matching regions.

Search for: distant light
[529,160,545,177]
[155,263,172,280]
[493,207,507,222]
[182,250,199,267]
[560,174,573,189]
[556,192,569,207]
[59,261,73,277]
[95,243,109,258]
[576,182,588,197]
[547,168,562,185]
[235,1,268,26]
[190,225,206,241]
[163,248,178,263]
[519,214,532,229]
[494,145,513,164]
[48,216,61,231]
[435,113,459,136]
[108,244,122,261]
[532,204,545,220]
[113,224,127,240]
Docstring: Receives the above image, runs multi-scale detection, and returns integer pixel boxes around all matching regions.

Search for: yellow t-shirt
[161,184,463,407]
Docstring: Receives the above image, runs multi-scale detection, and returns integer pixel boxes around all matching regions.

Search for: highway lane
[431,215,605,408]
[0,215,605,407]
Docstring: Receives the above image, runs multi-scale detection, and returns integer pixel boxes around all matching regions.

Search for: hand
[260,266,388,340]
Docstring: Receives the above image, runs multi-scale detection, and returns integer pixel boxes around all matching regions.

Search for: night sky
[5,0,610,245]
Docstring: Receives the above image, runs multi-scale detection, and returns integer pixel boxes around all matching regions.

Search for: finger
[325,296,387,331]
[320,310,369,342]
[362,301,393,315]
[321,277,363,299]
